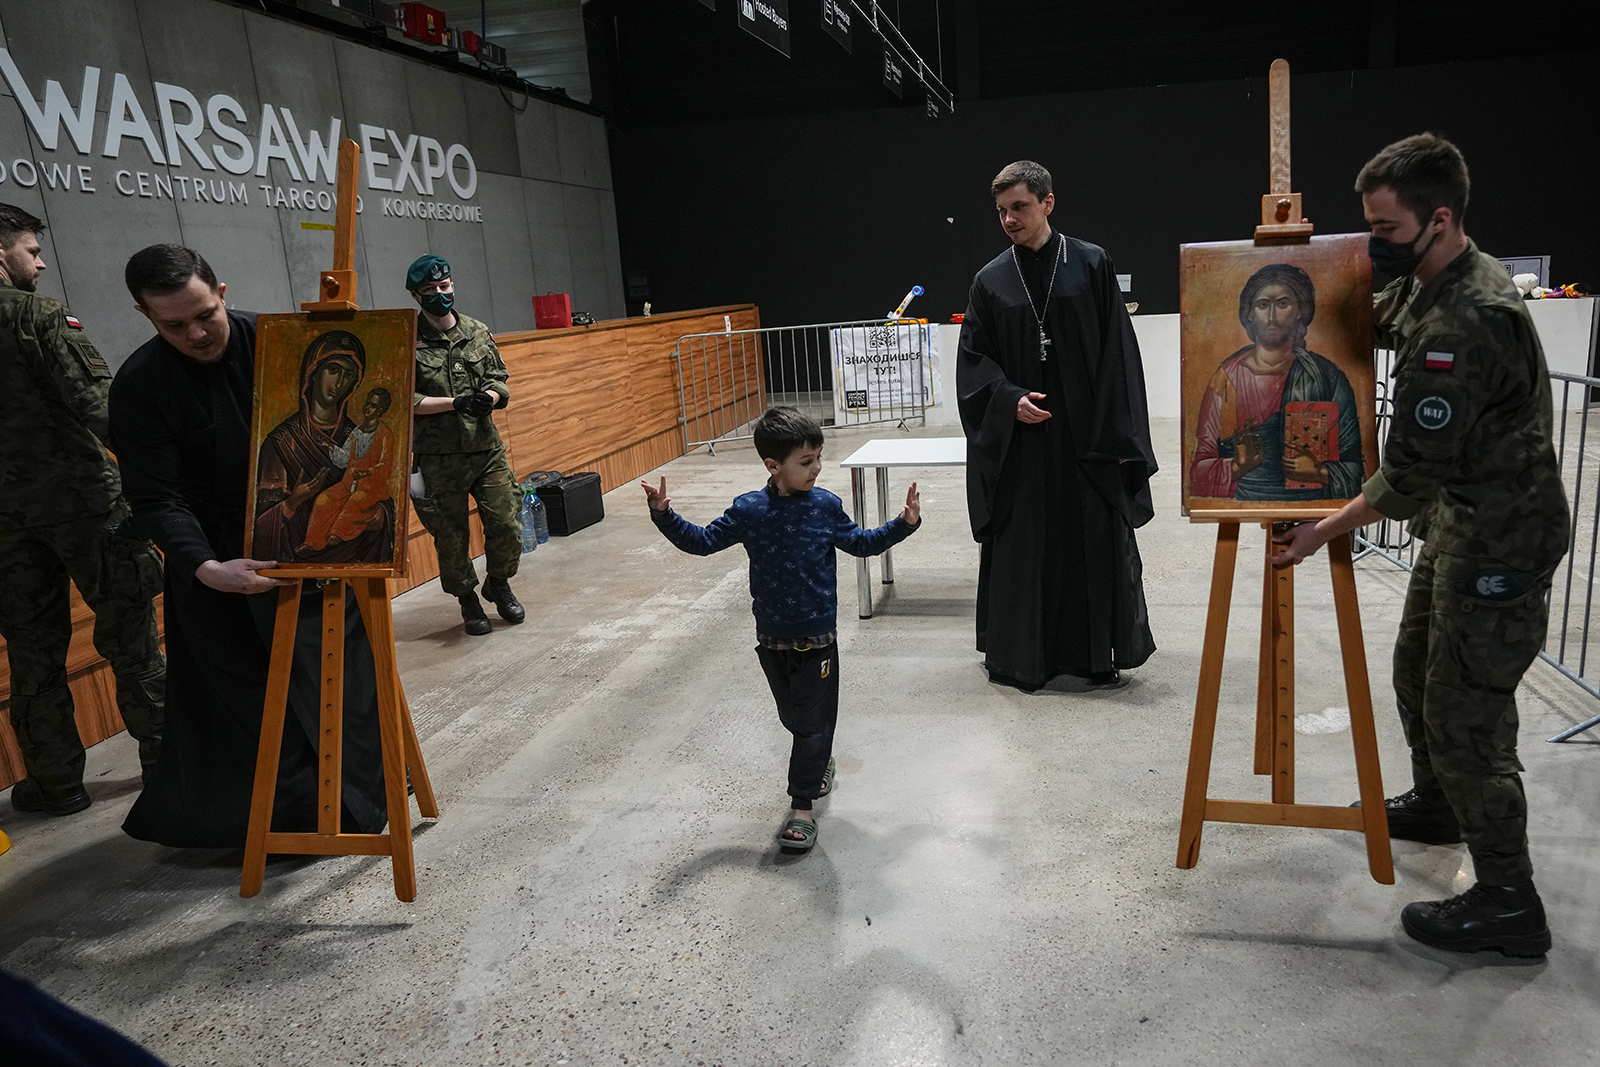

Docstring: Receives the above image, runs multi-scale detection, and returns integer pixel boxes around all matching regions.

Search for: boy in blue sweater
[642,408,921,850]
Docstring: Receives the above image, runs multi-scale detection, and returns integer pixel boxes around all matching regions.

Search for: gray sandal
[778,818,818,850]
[817,756,837,799]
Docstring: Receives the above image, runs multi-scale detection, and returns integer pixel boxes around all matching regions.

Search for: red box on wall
[400,2,447,44]
[533,293,573,330]
[460,29,481,54]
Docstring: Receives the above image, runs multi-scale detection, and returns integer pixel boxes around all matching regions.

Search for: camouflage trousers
[0,511,166,791]
[1393,542,1556,885]
[412,447,522,597]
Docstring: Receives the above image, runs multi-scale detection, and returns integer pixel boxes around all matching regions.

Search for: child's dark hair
[365,386,392,414]
[752,406,824,463]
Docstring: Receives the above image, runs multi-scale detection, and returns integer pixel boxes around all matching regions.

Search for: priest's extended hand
[1017,392,1052,424]
[901,481,921,525]
[196,558,294,593]
[641,476,672,512]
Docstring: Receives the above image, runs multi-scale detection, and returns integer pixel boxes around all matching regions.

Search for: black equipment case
[536,472,604,535]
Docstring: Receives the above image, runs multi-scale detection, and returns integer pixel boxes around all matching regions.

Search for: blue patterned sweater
[651,483,919,638]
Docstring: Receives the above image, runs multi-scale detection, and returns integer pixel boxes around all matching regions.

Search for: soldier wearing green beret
[1271,135,1569,957]
[405,254,524,636]
[0,203,165,815]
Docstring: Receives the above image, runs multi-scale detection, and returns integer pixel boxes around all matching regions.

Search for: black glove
[453,391,496,418]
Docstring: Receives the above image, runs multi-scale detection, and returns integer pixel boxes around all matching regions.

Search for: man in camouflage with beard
[1271,135,1568,957]
[0,203,165,815]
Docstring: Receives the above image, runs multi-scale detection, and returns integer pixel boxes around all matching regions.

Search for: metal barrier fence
[673,320,930,452]
[1354,354,1600,742]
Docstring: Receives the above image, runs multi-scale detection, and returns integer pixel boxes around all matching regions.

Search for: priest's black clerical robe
[109,310,388,848]
[957,232,1157,687]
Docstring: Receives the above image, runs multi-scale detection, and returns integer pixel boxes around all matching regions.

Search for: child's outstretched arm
[641,476,744,556]
[832,481,921,558]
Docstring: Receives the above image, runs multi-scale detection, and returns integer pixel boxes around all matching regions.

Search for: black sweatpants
[755,643,840,812]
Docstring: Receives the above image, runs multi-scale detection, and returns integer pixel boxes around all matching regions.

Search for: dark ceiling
[585,0,1592,128]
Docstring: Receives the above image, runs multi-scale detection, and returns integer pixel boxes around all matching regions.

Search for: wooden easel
[240,140,440,902]
[1174,61,1393,884]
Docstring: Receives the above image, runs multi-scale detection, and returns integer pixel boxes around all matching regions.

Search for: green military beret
[405,254,451,291]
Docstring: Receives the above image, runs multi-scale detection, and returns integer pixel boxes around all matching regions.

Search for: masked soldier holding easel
[1271,134,1568,957]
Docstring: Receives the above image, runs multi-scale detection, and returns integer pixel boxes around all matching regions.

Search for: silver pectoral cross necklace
[1012,239,1061,362]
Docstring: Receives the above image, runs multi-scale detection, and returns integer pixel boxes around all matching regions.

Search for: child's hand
[901,481,920,525]
[641,476,672,512]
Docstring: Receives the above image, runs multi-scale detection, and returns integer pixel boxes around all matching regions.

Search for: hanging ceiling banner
[821,0,851,53]
[737,0,791,57]
[883,45,906,98]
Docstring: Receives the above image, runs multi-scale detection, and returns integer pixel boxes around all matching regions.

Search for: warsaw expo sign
[0,48,483,224]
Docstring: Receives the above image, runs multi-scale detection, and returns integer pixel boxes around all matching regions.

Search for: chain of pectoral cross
[1011,243,1060,361]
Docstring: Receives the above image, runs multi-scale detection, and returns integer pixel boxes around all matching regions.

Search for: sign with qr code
[830,323,933,417]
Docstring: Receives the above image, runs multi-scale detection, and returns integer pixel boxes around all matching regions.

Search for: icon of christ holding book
[1190,263,1362,501]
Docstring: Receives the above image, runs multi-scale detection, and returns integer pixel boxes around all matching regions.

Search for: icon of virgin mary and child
[253,330,399,565]
[1190,263,1363,501]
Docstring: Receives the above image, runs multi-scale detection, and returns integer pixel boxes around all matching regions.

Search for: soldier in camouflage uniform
[0,204,165,815]
[406,254,525,636]
[1272,135,1566,957]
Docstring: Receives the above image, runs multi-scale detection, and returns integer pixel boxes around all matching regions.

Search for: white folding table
[838,437,967,618]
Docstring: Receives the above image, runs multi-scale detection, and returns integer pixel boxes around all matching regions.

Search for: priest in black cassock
[109,245,388,848]
[957,161,1157,690]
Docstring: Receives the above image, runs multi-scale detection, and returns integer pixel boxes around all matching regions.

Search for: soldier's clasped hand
[453,391,495,418]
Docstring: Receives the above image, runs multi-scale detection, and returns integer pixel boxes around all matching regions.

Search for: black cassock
[109,310,387,848]
[957,232,1158,687]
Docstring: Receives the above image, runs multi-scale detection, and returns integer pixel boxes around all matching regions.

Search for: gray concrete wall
[0,0,622,368]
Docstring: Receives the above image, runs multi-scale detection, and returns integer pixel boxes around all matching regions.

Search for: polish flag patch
[1424,350,1455,371]
[65,315,83,329]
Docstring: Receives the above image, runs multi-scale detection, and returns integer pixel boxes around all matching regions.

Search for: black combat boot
[1351,786,1463,844]
[1401,880,1551,957]
[481,576,525,624]
[459,593,492,636]
[10,778,92,816]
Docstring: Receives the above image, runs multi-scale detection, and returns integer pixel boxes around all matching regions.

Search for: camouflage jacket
[1363,240,1569,569]
[413,311,512,455]
[0,279,123,528]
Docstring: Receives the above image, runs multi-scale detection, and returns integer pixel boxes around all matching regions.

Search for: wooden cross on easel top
[1254,59,1315,246]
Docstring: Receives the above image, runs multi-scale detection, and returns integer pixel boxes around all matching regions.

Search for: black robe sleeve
[956,274,1028,542]
[109,357,219,588]
[1082,249,1159,528]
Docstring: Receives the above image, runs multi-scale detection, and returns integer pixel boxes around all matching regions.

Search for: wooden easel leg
[1328,535,1395,884]
[242,582,303,898]
[354,577,418,901]
[1177,523,1241,868]
[1254,531,1274,775]
[1270,550,1296,805]
[398,680,439,818]
[317,582,346,836]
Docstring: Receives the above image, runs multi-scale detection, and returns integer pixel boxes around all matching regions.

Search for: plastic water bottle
[520,493,539,552]
[532,493,550,543]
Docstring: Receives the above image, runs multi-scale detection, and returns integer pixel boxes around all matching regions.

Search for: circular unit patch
[1414,395,1453,431]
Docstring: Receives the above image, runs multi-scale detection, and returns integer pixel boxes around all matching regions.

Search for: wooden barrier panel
[0,306,760,789]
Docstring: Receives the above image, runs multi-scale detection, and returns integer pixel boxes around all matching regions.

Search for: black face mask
[1368,223,1439,290]
[420,290,454,318]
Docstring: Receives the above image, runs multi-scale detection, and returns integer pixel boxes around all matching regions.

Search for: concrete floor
[3,416,1599,1067]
